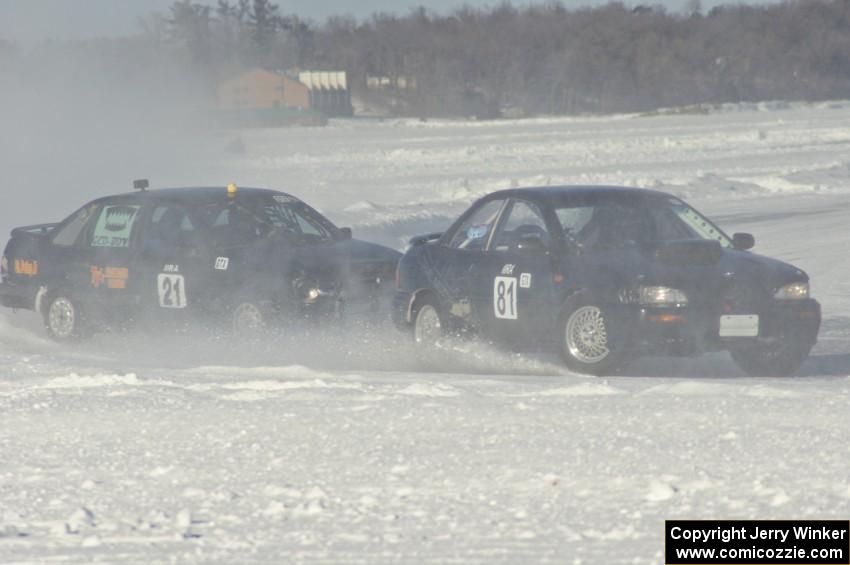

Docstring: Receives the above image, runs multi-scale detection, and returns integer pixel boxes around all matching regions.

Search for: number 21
[157,274,187,309]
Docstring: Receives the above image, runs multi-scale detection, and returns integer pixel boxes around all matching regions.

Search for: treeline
[4,0,850,118]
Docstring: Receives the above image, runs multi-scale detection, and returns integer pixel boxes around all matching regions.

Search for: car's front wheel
[559,293,625,375]
[231,301,269,337]
[43,291,89,342]
[729,339,811,377]
[412,299,442,347]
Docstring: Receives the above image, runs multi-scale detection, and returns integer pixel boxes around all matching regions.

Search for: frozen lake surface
[2,102,850,563]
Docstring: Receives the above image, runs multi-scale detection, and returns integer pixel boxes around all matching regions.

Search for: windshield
[554,195,731,249]
[648,196,732,247]
[258,197,337,242]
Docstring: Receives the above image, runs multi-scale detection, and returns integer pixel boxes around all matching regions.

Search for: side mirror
[515,233,548,254]
[335,227,352,241]
[732,232,755,251]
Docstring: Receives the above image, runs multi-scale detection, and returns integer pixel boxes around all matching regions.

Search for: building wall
[218,69,309,110]
[299,70,353,117]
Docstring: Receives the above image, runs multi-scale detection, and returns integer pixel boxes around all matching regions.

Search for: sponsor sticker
[501,263,516,275]
[520,273,532,288]
[214,257,230,271]
[90,266,129,289]
[467,225,489,240]
[14,259,38,276]
[91,205,140,248]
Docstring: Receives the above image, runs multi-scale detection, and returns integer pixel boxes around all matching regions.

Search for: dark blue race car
[393,186,821,376]
[0,183,400,340]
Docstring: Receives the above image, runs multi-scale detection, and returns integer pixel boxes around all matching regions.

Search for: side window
[144,204,198,252]
[205,204,265,247]
[491,200,550,252]
[447,199,505,250]
[51,204,99,247]
[90,204,141,248]
[574,203,651,249]
[555,206,594,236]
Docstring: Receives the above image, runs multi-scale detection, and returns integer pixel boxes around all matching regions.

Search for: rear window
[52,204,99,247]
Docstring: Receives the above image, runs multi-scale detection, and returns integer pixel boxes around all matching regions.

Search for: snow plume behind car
[0,40,219,242]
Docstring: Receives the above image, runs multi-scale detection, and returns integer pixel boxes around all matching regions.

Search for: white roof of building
[298,71,348,91]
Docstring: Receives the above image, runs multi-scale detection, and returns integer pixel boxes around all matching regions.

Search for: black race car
[0,182,400,340]
[392,186,821,376]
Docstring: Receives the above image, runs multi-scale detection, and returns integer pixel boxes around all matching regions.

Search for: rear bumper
[0,281,35,310]
[607,298,821,355]
[392,290,415,330]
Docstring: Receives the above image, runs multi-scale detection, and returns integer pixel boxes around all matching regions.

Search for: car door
[136,200,212,325]
[66,197,144,320]
[433,198,508,328]
[475,198,557,345]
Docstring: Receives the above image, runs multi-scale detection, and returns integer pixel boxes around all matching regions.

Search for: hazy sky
[0,0,782,44]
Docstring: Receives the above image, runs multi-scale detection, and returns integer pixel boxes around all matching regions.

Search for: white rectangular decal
[719,315,759,337]
[214,257,229,271]
[158,274,187,309]
[494,276,518,320]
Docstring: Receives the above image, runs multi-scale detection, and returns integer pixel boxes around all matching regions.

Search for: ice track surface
[2,103,850,563]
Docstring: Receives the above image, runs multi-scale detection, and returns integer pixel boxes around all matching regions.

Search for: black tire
[231,300,272,337]
[410,295,444,353]
[730,339,812,377]
[558,292,626,376]
[43,291,90,342]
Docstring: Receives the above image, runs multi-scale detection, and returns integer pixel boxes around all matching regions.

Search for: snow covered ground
[2,102,850,564]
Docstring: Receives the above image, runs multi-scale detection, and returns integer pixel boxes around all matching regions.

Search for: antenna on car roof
[133,179,149,192]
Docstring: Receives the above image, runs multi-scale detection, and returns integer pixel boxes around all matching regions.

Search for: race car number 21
[494,276,517,320]
[157,274,187,309]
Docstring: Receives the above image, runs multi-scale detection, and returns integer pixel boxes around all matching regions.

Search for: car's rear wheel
[559,293,625,375]
[43,291,89,342]
[729,339,811,377]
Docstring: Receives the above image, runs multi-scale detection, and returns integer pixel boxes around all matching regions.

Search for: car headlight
[620,286,688,305]
[774,282,809,300]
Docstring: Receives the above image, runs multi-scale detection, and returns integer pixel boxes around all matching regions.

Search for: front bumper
[606,298,821,356]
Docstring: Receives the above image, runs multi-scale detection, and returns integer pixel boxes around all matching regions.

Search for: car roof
[98,186,298,204]
[484,185,672,201]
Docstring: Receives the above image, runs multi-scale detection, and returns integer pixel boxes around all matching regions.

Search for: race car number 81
[494,276,517,320]
[158,274,187,309]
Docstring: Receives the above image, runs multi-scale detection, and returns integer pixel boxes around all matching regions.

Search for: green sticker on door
[92,205,140,248]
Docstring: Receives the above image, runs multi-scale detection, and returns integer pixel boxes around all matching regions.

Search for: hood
[646,246,808,292]
[289,238,401,270]
[566,240,808,307]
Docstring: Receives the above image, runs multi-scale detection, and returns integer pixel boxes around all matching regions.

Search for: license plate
[719,315,759,337]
